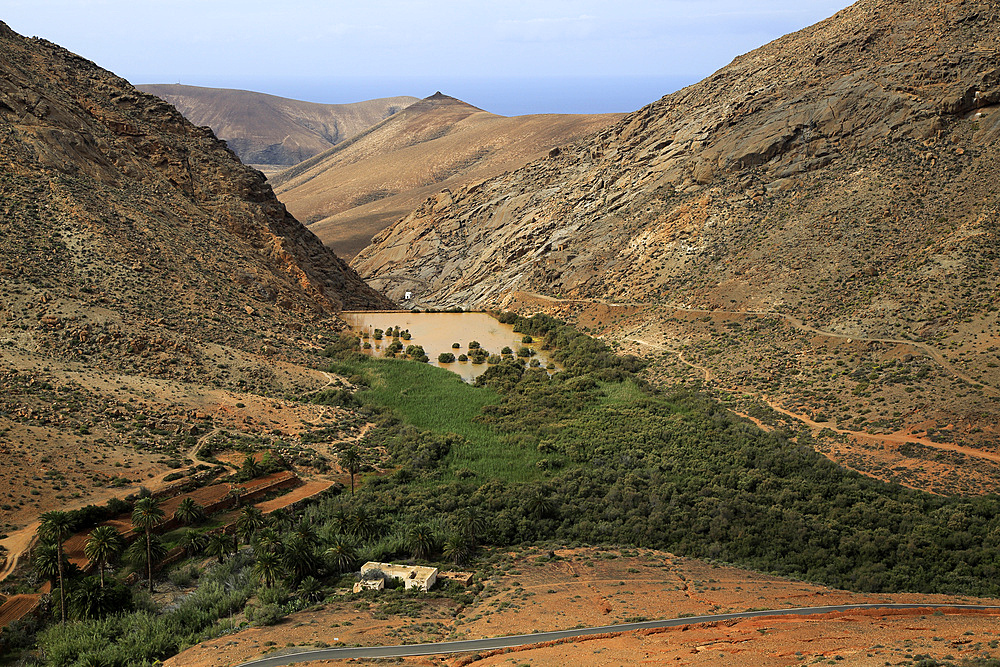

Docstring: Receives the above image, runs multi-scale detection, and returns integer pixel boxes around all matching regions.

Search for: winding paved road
[235,603,1000,666]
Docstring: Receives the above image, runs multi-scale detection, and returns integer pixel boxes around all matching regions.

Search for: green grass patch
[329,356,548,483]
[597,379,648,406]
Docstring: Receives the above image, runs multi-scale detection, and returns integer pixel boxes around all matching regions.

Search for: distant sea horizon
[142,75,697,117]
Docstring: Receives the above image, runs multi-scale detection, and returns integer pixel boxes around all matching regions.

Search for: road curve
[235,603,1000,666]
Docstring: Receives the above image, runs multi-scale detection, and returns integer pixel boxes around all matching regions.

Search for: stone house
[359,561,438,592]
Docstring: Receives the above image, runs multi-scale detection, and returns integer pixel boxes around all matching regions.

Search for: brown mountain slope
[0,21,391,357]
[270,92,623,259]
[352,0,1000,463]
[0,22,391,532]
[137,83,417,171]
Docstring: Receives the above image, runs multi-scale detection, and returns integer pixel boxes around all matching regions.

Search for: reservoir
[341,311,559,382]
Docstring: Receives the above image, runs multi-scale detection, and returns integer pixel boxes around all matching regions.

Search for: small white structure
[360,562,438,592]
[404,291,412,300]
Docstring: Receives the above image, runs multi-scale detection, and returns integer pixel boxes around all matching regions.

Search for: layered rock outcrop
[353,0,999,342]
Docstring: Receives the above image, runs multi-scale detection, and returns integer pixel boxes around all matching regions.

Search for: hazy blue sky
[4,1,855,115]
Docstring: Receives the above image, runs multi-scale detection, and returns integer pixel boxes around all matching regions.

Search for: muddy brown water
[342,311,560,382]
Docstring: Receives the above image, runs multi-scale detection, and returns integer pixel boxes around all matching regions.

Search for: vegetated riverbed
[342,311,559,381]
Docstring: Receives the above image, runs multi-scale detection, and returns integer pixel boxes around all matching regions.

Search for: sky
[4,1,855,115]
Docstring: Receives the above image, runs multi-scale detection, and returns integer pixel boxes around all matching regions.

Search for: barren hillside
[0,20,391,529]
[351,0,1000,461]
[271,93,623,259]
[137,84,417,171]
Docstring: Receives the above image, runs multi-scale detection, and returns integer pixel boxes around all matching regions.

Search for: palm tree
[323,536,358,575]
[347,506,377,542]
[32,542,63,590]
[455,506,488,544]
[407,524,437,561]
[523,489,556,520]
[253,527,283,557]
[253,550,283,588]
[235,506,266,544]
[69,576,129,621]
[240,454,261,481]
[38,510,74,623]
[284,536,321,584]
[178,529,208,557]
[205,532,235,564]
[293,520,318,547]
[443,533,475,566]
[124,535,167,581]
[174,497,205,526]
[131,496,165,592]
[84,525,125,587]
[327,507,350,536]
[340,447,361,495]
[269,508,294,532]
[297,575,324,603]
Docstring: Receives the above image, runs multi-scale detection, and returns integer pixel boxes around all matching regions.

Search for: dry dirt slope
[137,83,418,171]
[271,92,623,259]
[0,20,392,536]
[351,0,1000,453]
[0,21,390,325]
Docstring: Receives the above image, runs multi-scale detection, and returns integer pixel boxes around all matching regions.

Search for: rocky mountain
[0,21,392,375]
[270,92,623,259]
[352,0,1000,454]
[137,84,417,172]
[355,0,998,334]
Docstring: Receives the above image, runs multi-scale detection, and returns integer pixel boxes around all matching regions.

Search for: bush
[438,353,456,363]
[168,563,200,587]
[247,603,285,626]
[307,388,358,408]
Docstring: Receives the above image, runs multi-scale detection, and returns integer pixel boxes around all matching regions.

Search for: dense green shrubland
[314,313,1000,595]
[20,312,1000,664]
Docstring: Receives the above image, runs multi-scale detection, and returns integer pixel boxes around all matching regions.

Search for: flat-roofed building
[360,562,438,591]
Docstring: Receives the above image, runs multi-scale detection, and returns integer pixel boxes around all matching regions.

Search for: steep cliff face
[353,0,999,341]
[0,21,392,333]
